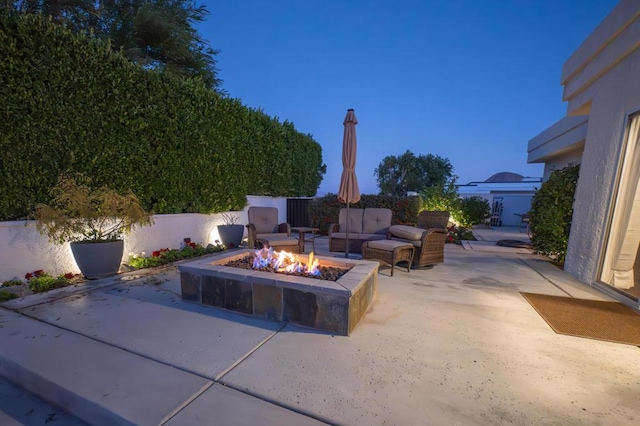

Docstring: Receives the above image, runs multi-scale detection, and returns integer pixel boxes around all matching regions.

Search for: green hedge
[0,12,326,220]
[530,164,580,265]
[308,194,422,234]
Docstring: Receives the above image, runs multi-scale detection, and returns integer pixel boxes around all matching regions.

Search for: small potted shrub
[217,212,244,249]
[34,174,154,279]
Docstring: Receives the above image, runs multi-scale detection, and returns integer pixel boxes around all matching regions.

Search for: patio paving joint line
[215,381,339,426]
[158,381,214,426]
[518,258,574,298]
[8,308,227,382]
[214,323,287,382]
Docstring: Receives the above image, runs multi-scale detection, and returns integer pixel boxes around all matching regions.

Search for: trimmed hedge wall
[530,164,580,265]
[0,12,326,220]
[308,194,422,234]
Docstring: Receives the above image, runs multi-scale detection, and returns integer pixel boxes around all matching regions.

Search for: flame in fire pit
[252,247,321,276]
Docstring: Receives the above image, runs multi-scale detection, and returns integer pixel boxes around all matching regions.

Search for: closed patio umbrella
[337,109,361,258]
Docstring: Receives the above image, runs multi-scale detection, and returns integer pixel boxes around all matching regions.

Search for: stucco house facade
[457,173,541,227]
[527,0,640,308]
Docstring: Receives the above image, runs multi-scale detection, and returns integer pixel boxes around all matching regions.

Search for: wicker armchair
[417,210,450,229]
[246,207,301,253]
[387,210,450,269]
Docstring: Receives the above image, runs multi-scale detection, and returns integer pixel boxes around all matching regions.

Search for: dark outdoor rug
[521,292,640,346]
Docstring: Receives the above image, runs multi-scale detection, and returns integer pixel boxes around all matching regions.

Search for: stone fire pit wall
[178,250,378,336]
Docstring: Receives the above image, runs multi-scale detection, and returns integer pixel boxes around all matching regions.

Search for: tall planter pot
[70,240,124,279]
[217,225,245,249]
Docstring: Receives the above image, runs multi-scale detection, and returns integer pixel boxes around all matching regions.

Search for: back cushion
[418,211,450,229]
[362,208,392,234]
[338,208,364,233]
[249,207,278,233]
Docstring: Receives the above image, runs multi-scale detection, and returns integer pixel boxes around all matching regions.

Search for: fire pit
[179,248,378,335]
[224,247,348,281]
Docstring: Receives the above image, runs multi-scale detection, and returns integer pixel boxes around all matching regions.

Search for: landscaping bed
[1,241,227,301]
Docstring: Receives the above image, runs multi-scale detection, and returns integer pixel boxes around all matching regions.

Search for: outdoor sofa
[387,210,450,268]
[328,208,392,253]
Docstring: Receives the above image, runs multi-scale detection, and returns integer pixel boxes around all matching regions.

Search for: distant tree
[3,0,221,89]
[95,0,221,88]
[421,177,459,211]
[374,150,453,196]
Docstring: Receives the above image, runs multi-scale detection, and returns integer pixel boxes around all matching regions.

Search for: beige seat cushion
[256,232,290,240]
[365,239,413,251]
[389,237,421,247]
[262,237,299,247]
[389,225,425,241]
[330,232,366,240]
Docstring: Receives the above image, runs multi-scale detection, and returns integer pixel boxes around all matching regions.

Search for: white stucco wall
[527,115,588,164]
[560,4,640,284]
[542,148,583,181]
[496,195,534,227]
[564,86,631,284]
[0,196,288,282]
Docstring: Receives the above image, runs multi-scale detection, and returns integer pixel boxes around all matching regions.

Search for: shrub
[27,271,74,293]
[0,290,18,302]
[420,180,464,223]
[446,225,475,244]
[458,196,490,228]
[421,181,490,227]
[529,164,580,265]
[35,174,153,243]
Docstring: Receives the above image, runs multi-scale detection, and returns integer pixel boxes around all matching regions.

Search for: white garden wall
[0,196,287,282]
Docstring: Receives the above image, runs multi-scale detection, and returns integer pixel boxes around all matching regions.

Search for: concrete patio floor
[1,226,639,425]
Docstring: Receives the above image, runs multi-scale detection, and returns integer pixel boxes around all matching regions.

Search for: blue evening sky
[198,0,618,195]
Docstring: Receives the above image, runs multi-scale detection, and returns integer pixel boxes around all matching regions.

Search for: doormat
[521,292,640,346]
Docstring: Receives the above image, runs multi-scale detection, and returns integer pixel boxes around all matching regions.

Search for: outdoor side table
[291,227,320,253]
[362,240,415,276]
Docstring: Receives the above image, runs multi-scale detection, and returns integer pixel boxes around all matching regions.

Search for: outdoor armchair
[387,210,450,268]
[246,206,301,253]
[417,210,450,229]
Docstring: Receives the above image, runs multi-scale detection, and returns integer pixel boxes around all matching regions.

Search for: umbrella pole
[345,202,350,258]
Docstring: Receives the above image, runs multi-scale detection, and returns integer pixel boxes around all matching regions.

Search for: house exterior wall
[498,195,536,226]
[457,180,541,227]
[534,0,640,286]
[563,50,640,284]
[527,115,588,166]
[542,148,584,181]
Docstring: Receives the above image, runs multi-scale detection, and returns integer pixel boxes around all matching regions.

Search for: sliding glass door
[600,113,640,303]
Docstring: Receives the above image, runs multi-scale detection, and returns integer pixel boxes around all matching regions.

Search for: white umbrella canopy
[337,109,360,258]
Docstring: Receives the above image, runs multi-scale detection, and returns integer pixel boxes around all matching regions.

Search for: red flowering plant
[18,270,82,293]
[446,225,475,244]
[127,240,225,269]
